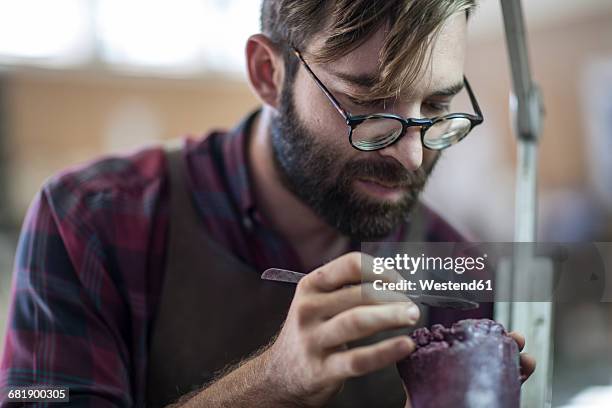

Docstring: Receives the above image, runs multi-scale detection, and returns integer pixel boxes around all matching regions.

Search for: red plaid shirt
[1,110,490,407]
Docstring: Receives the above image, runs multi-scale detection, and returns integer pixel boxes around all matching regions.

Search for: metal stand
[494,1,552,407]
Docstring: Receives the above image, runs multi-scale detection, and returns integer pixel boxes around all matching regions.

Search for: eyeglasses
[292,47,484,152]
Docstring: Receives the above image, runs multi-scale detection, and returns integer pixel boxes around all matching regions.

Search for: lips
[354,178,408,201]
[357,178,404,189]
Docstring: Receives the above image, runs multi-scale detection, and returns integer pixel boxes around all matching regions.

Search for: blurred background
[0,0,611,406]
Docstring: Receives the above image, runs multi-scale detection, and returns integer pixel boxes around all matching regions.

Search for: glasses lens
[423,117,472,150]
[351,117,404,151]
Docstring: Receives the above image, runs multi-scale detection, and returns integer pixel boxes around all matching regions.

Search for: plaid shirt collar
[216,109,261,226]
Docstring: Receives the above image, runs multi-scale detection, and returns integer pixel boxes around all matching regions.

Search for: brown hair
[261,0,477,98]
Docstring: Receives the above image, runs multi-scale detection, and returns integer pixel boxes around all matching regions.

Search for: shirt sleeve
[0,188,133,407]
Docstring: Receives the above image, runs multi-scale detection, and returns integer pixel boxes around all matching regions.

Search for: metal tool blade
[262,268,479,310]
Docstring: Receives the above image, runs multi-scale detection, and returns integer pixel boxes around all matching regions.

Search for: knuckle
[337,251,361,274]
[307,366,329,391]
[309,361,326,381]
[346,355,367,376]
[298,332,316,353]
[293,298,317,323]
[346,252,362,271]
[309,267,328,287]
[298,268,323,292]
[295,276,309,293]
[343,310,367,333]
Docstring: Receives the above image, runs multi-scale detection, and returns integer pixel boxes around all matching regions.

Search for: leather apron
[145,135,430,407]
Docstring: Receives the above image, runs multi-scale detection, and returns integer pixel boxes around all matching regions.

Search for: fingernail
[406,303,420,321]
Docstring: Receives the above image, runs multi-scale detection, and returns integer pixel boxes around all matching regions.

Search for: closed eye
[346,95,452,116]
[346,95,388,109]
[423,101,451,116]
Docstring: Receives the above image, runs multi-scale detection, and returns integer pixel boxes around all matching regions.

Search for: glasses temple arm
[464,76,483,120]
[293,49,350,121]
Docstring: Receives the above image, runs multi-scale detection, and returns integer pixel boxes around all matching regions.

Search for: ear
[245,34,285,109]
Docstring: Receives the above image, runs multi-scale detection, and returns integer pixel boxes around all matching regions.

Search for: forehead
[305,13,468,97]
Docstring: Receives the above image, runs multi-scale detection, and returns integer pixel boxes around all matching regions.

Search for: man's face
[270,14,468,240]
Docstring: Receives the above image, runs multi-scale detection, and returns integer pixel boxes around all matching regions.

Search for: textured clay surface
[397,319,520,408]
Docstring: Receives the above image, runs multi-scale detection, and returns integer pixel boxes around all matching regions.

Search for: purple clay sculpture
[397,319,521,408]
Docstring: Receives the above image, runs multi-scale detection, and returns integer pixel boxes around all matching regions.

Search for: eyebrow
[328,69,379,88]
[328,69,465,99]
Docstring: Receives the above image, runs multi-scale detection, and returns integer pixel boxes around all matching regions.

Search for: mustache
[339,157,431,190]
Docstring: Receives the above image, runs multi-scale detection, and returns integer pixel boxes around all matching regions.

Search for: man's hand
[177,252,419,408]
[507,331,536,383]
[261,252,420,407]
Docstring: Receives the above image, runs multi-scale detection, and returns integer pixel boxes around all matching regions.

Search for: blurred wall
[3,70,259,217]
[424,10,612,241]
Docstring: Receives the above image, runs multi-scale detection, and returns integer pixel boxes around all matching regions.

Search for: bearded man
[1,1,535,407]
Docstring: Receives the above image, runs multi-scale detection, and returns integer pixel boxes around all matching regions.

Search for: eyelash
[347,96,386,108]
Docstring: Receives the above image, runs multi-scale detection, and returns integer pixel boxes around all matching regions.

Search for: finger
[519,352,536,383]
[325,335,415,380]
[311,284,413,319]
[302,252,363,293]
[508,331,525,351]
[317,302,420,348]
[303,252,405,293]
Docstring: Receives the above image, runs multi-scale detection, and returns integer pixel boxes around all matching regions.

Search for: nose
[377,125,423,171]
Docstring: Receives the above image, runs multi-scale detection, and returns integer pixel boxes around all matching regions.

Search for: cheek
[292,74,351,152]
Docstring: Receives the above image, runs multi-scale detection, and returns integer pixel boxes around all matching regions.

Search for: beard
[270,84,439,241]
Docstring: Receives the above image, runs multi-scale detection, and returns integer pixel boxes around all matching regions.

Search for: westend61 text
[373,279,493,292]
